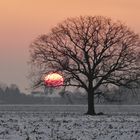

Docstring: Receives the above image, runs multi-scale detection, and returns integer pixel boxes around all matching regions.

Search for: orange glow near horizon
[44,73,64,87]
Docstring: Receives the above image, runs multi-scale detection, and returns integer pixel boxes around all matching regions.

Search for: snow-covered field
[0,105,140,140]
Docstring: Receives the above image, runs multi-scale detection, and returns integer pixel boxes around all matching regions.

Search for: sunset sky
[0,0,140,93]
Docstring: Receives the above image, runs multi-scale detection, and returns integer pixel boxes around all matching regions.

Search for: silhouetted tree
[29,16,140,115]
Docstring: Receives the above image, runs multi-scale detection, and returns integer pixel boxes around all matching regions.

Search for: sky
[0,0,140,93]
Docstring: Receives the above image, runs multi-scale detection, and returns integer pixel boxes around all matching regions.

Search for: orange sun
[44,72,64,87]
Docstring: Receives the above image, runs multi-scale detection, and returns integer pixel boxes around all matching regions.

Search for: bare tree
[29,16,140,115]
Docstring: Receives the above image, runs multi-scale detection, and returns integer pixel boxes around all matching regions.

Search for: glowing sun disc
[44,73,64,87]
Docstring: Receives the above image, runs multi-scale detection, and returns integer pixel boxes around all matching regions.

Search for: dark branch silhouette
[29,16,140,115]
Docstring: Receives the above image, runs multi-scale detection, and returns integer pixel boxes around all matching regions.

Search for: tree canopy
[29,16,140,115]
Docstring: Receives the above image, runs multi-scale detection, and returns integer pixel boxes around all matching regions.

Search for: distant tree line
[59,86,140,105]
[0,84,47,104]
[94,86,140,104]
[0,83,139,104]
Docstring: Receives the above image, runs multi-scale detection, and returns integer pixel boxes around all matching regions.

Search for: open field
[0,105,140,140]
[0,105,140,113]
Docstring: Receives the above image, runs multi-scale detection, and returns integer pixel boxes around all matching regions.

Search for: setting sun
[44,73,64,87]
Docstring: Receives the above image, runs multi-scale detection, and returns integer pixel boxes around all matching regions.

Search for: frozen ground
[0,105,139,140]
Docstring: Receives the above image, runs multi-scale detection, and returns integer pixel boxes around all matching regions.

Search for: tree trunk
[86,89,96,115]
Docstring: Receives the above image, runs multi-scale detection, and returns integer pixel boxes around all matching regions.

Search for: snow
[0,109,139,139]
